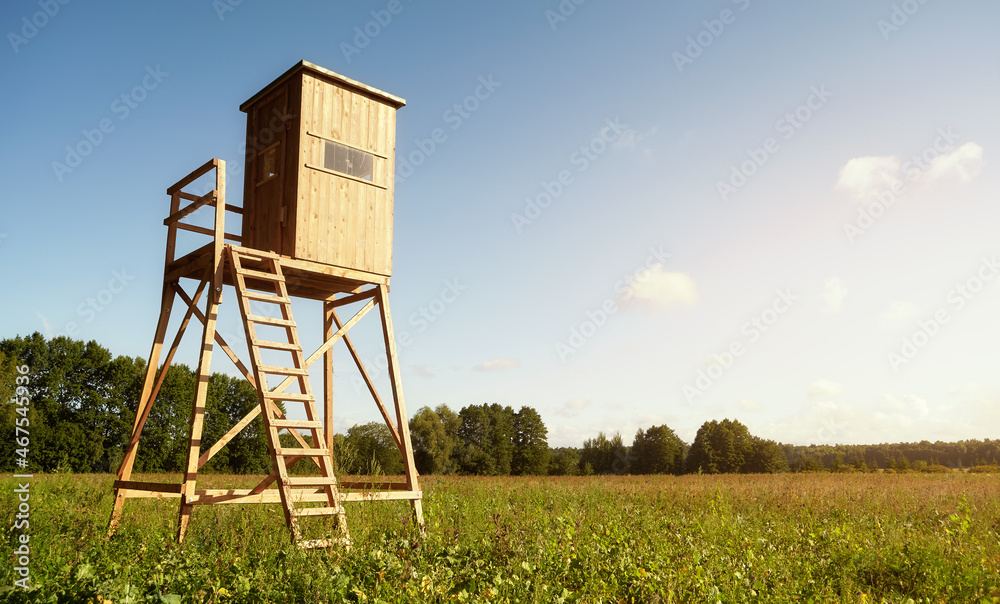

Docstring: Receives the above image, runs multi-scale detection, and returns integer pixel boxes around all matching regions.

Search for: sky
[1,1,998,448]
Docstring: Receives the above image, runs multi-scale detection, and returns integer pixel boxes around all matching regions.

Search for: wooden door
[246,88,289,255]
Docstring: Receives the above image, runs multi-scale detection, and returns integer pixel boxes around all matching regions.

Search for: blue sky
[2,1,998,447]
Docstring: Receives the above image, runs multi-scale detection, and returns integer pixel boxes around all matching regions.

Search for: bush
[923,464,951,474]
[968,465,1000,474]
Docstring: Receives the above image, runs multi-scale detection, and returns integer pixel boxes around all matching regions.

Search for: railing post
[212,160,226,304]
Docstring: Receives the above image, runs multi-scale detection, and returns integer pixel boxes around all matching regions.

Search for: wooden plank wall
[297,73,395,276]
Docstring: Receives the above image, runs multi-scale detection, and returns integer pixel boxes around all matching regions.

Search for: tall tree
[548,447,581,476]
[0,333,144,472]
[0,333,279,474]
[343,421,403,475]
[687,419,788,474]
[456,403,514,475]
[686,419,754,474]
[747,436,789,473]
[512,406,550,475]
[410,404,461,475]
[632,425,686,475]
[580,432,629,474]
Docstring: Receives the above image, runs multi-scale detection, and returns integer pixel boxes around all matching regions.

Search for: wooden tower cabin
[109,61,423,549]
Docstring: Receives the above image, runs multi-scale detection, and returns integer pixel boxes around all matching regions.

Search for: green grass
[2,473,999,603]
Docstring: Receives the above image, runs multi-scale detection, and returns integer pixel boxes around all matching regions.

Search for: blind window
[323,141,374,182]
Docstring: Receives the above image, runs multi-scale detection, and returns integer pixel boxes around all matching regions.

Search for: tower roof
[239,60,406,112]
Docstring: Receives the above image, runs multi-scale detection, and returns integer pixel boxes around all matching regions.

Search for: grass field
[2,472,999,603]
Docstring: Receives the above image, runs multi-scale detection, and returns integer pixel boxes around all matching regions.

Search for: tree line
[3,334,999,475]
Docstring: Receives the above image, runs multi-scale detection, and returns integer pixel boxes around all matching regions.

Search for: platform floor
[165,243,389,301]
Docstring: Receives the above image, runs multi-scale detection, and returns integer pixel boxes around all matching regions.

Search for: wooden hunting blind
[240,62,404,276]
[109,61,423,549]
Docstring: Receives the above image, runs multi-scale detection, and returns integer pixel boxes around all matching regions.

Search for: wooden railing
[162,159,243,289]
[163,158,243,259]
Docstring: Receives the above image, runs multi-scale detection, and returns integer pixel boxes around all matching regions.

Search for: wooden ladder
[229,247,350,549]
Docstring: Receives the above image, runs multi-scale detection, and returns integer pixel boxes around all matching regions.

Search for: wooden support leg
[109,283,175,536]
[323,300,335,454]
[176,287,221,543]
[376,284,425,533]
[411,499,425,530]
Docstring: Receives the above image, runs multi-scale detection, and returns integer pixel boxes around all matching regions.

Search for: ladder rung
[260,365,309,376]
[297,537,351,550]
[236,268,284,282]
[286,476,340,486]
[269,419,323,429]
[233,248,279,260]
[277,448,330,457]
[263,391,313,401]
[292,506,345,517]
[247,315,295,327]
[244,291,291,304]
[253,339,300,351]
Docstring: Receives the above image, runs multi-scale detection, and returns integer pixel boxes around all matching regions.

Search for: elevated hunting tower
[110,61,423,549]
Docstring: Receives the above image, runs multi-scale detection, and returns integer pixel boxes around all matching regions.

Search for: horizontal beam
[113,480,183,493]
[173,222,242,242]
[123,486,423,505]
[164,190,217,226]
[339,480,411,491]
[167,158,219,195]
[176,192,242,215]
[177,191,244,214]
[328,288,378,308]
[342,490,422,502]
[192,488,327,506]
[275,253,390,287]
[123,490,181,499]
[190,488,421,505]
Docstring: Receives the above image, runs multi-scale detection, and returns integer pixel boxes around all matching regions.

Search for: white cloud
[835,156,901,201]
[619,264,698,311]
[820,277,847,314]
[808,379,846,401]
[877,393,930,420]
[474,358,520,372]
[925,142,984,183]
[738,399,763,412]
[757,392,947,445]
[879,302,920,330]
[555,398,592,418]
[835,143,984,202]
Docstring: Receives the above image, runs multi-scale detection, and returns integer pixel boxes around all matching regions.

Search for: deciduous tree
[456,403,514,475]
[512,406,550,475]
[632,425,686,475]
[410,404,461,474]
